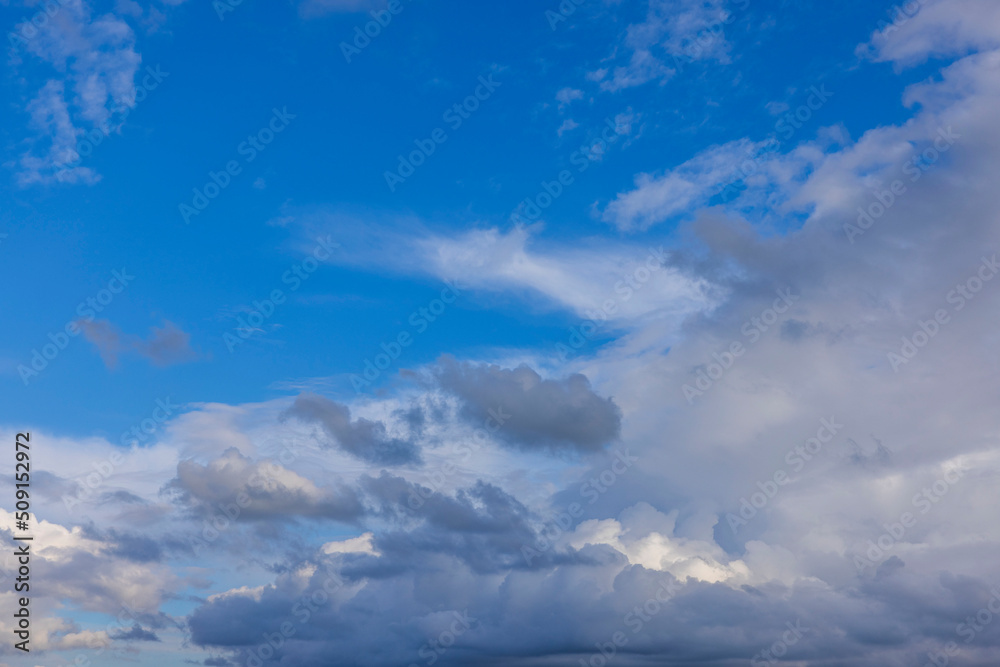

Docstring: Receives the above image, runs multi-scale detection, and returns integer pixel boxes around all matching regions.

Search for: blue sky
[1,0,929,436]
[3,0,1000,665]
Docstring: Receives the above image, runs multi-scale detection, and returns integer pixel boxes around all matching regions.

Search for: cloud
[101,528,165,563]
[0,508,176,617]
[557,118,580,136]
[9,2,1000,665]
[431,356,622,454]
[110,624,161,641]
[168,447,364,521]
[857,0,1000,67]
[14,0,143,185]
[79,319,199,369]
[555,87,584,108]
[601,137,772,231]
[298,219,715,326]
[592,0,737,92]
[284,393,423,465]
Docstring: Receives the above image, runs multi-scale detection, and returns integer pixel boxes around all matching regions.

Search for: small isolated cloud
[79,319,199,369]
[557,119,580,136]
[432,356,622,454]
[556,87,584,108]
[284,393,423,465]
[765,100,790,116]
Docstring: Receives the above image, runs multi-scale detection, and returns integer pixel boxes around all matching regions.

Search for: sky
[1,0,1000,664]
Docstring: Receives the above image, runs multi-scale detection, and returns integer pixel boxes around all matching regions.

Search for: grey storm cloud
[284,392,423,465]
[357,472,553,574]
[184,531,1000,667]
[432,356,622,453]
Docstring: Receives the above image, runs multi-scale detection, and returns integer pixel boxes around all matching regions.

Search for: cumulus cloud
[284,393,423,465]
[431,356,623,454]
[169,448,364,521]
[8,2,1000,665]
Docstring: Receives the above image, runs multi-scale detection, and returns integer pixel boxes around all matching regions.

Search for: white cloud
[592,0,738,92]
[301,221,717,329]
[555,87,584,108]
[858,0,1000,67]
[601,137,767,231]
[14,0,142,185]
